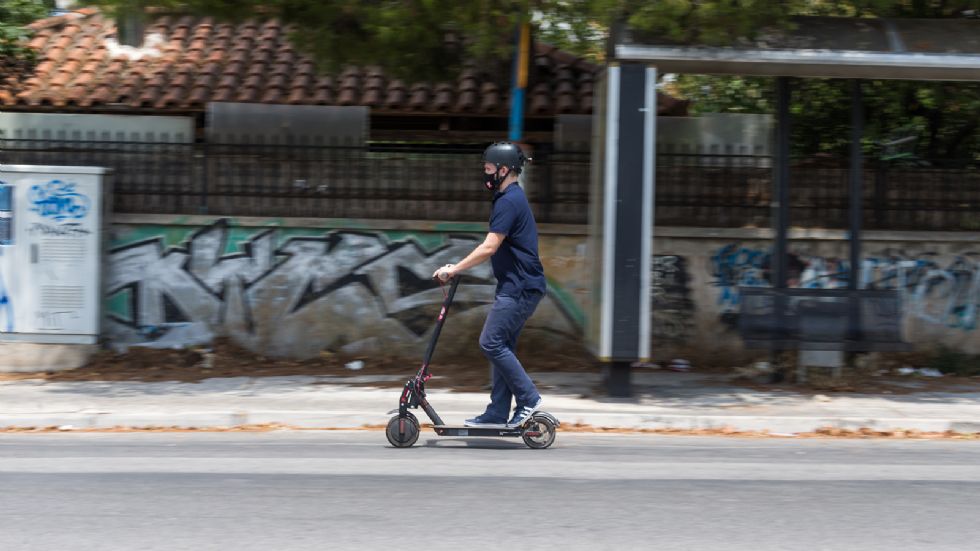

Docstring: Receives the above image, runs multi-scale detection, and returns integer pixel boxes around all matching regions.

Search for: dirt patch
[725,350,980,395]
[558,423,980,439]
[2,422,977,439]
[732,374,980,395]
[2,338,976,396]
[0,337,596,390]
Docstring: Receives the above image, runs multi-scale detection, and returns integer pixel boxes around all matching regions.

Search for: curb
[2,411,978,434]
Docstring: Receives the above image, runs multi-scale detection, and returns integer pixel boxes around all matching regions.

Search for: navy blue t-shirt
[488,184,546,297]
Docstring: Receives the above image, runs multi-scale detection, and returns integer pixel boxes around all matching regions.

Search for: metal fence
[1,139,976,230]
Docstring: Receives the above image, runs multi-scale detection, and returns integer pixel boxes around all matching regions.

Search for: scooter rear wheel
[521,414,557,449]
[386,414,420,448]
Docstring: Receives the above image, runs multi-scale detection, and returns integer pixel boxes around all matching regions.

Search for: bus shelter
[589,16,980,395]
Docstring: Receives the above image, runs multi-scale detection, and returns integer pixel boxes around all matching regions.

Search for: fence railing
[1,139,976,230]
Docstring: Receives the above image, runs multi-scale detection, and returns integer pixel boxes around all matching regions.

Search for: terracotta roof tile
[60,59,81,74]
[171,72,191,88]
[73,72,95,87]
[408,83,429,111]
[80,60,101,74]
[158,88,182,108]
[455,89,477,112]
[261,87,283,104]
[213,87,234,102]
[361,88,382,107]
[45,46,65,61]
[251,50,271,65]
[206,49,226,63]
[193,73,214,89]
[105,60,126,75]
[65,84,89,104]
[286,88,307,104]
[479,83,501,114]
[188,86,210,105]
[337,87,357,106]
[28,32,52,50]
[243,74,263,89]
[49,72,72,88]
[529,83,552,115]
[297,61,315,75]
[34,60,56,75]
[385,82,406,109]
[312,87,333,104]
[199,62,221,76]
[218,74,238,89]
[87,84,113,105]
[236,86,258,103]
[3,7,687,117]
[137,87,159,107]
[432,83,453,111]
[188,38,207,51]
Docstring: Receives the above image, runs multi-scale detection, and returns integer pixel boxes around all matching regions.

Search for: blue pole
[508,22,530,142]
[508,88,525,142]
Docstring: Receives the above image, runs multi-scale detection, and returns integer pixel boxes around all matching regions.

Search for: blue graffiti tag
[0,269,12,332]
[709,244,769,308]
[28,180,91,221]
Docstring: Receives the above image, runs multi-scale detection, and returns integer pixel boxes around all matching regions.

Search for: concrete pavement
[2,432,979,550]
[2,371,979,434]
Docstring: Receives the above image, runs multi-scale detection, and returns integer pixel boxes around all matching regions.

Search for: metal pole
[848,80,864,346]
[771,77,791,383]
[773,77,791,291]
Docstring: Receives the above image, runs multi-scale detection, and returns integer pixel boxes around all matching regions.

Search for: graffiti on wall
[651,255,695,341]
[107,220,580,358]
[708,243,980,332]
[863,249,979,331]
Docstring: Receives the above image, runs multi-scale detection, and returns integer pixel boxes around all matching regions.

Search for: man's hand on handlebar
[432,263,457,282]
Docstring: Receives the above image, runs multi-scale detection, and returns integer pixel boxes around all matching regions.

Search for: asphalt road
[1,431,978,551]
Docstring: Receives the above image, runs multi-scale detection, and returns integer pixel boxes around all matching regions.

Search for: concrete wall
[104,216,980,362]
[0,343,99,372]
[652,227,980,357]
[105,216,587,361]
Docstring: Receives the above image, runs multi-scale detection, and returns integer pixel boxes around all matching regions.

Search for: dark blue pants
[478,290,544,421]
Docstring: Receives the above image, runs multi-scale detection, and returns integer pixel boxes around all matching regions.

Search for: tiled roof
[0,8,688,117]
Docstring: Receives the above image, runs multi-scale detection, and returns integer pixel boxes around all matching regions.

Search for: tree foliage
[89,1,980,74]
[80,1,980,158]
[0,0,48,61]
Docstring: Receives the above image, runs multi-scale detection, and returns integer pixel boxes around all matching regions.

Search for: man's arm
[433,232,504,281]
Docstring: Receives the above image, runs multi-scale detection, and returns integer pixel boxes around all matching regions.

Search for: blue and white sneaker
[508,398,542,427]
[464,414,508,428]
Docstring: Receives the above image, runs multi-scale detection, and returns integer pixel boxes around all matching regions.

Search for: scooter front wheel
[386,413,420,448]
[522,414,557,449]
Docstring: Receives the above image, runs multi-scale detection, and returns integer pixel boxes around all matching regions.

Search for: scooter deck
[432,425,524,437]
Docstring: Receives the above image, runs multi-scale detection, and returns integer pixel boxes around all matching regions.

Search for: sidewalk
[2,370,979,434]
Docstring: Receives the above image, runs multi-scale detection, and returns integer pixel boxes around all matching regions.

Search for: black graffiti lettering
[27,223,91,237]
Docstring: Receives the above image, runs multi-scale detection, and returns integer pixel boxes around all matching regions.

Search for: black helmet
[482,142,528,175]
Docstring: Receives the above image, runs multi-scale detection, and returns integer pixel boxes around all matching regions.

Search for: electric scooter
[385,276,559,449]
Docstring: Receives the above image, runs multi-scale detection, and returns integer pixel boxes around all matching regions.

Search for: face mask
[484,166,505,193]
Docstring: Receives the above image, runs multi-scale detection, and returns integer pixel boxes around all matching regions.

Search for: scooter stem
[421,276,461,376]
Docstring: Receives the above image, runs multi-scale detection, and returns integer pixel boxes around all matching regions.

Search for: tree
[88,1,824,80]
[85,1,980,159]
[0,0,49,62]
[662,1,980,161]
